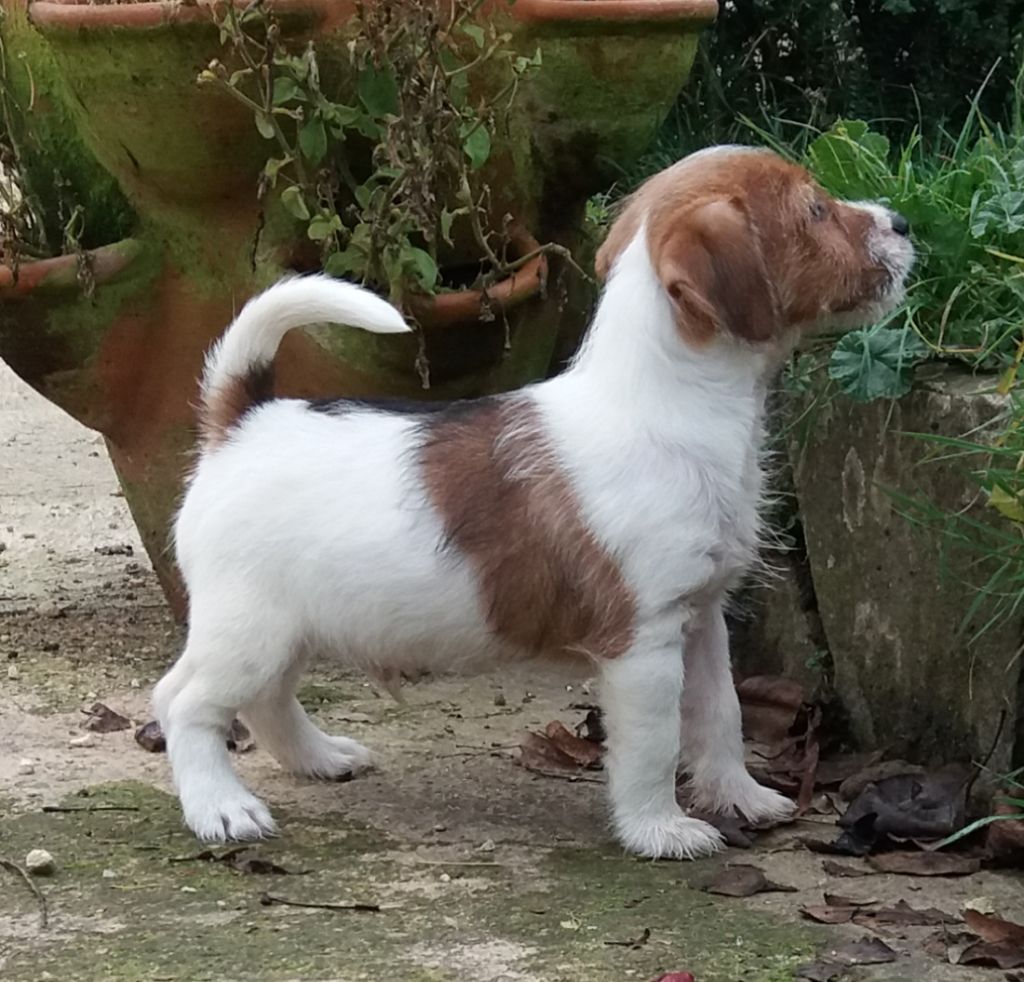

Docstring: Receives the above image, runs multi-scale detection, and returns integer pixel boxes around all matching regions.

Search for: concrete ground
[1,361,1022,982]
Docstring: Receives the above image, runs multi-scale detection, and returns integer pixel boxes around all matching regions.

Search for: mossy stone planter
[1,0,716,617]
[789,368,1021,771]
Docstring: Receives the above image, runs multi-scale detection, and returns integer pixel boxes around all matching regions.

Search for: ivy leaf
[405,246,439,291]
[357,66,400,117]
[461,122,491,171]
[461,23,485,47]
[280,185,311,221]
[299,116,328,165]
[272,76,303,105]
[254,112,276,140]
[828,326,930,402]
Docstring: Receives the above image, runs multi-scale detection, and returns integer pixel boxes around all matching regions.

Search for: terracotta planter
[1,0,713,617]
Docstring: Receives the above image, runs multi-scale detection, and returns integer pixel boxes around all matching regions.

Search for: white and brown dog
[153,147,913,858]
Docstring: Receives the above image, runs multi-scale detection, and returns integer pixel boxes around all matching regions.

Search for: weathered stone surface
[730,554,828,695]
[791,368,1020,769]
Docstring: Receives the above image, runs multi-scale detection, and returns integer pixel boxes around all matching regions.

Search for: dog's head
[596,146,915,346]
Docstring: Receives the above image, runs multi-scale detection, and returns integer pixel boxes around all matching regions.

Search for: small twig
[0,859,48,929]
[603,927,651,949]
[964,708,1007,804]
[524,768,604,785]
[42,805,140,814]
[259,891,381,913]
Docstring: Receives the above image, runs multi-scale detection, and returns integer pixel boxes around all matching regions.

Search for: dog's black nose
[890,212,910,236]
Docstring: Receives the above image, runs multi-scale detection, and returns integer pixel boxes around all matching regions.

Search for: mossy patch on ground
[1,781,817,982]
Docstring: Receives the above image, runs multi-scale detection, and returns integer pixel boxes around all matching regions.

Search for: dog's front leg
[601,622,724,860]
[680,600,794,824]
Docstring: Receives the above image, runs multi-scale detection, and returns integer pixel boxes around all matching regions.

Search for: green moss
[2,781,819,982]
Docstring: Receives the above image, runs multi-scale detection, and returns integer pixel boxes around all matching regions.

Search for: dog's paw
[690,771,795,826]
[616,811,725,860]
[182,789,277,842]
[291,735,372,781]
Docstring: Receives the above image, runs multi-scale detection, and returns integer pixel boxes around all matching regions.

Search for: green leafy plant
[200,0,547,309]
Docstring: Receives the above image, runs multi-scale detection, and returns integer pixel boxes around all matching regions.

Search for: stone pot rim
[29,0,717,30]
[407,223,547,332]
[0,239,142,298]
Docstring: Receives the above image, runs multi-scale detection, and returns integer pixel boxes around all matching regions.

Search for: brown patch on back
[198,363,274,449]
[420,397,636,659]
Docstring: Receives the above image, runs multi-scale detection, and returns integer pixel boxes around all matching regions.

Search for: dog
[153,146,914,858]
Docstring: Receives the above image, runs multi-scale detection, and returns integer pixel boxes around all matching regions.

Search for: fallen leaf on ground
[170,846,308,875]
[823,893,876,907]
[822,859,872,877]
[840,767,969,842]
[838,760,923,801]
[703,864,796,897]
[868,852,980,876]
[736,675,805,744]
[814,751,885,789]
[650,974,695,982]
[801,905,858,924]
[574,707,606,745]
[603,927,650,948]
[794,961,844,981]
[857,899,955,928]
[687,808,754,849]
[82,702,131,733]
[543,721,602,768]
[830,936,899,965]
[807,813,878,856]
[796,936,898,980]
[964,909,1024,945]
[518,730,593,775]
[134,719,254,754]
[987,800,1024,866]
[956,941,1024,969]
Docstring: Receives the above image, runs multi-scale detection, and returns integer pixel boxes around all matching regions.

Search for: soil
[2,362,1023,981]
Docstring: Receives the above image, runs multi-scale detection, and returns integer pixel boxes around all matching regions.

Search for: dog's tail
[198,275,410,448]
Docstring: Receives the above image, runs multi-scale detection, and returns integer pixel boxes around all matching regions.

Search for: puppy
[154,146,913,858]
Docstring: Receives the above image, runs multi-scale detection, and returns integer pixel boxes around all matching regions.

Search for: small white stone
[68,734,95,748]
[85,691,97,701]
[101,868,118,879]
[129,678,141,689]
[7,665,19,680]
[25,849,55,875]
[438,873,451,883]
[477,839,496,853]
[17,758,35,775]
[181,886,198,893]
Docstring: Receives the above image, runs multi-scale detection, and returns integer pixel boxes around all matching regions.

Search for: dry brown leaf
[957,941,1024,969]
[703,864,796,898]
[987,801,1024,866]
[82,701,131,733]
[822,859,872,878]
[868,852,980,876]
[964,909,1024,946]
[801,905,857,924]
[838,760,924,801]
[736,675,805,744]
[543,720,602,769]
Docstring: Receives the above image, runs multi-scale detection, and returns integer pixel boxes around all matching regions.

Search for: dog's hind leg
[158,604,293,842]
[680,600,795,824]
[240,656,372,780]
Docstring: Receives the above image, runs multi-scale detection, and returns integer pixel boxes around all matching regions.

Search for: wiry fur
[155,148,913,856]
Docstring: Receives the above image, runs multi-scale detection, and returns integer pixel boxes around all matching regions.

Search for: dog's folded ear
[651,195,781,345]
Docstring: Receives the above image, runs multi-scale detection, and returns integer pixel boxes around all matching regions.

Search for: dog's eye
[810,199,828,221]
